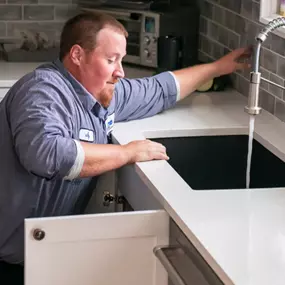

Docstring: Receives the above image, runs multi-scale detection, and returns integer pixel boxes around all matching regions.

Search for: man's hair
[59,12,128,60]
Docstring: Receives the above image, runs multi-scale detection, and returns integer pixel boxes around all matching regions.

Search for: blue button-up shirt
[0,59,178,264]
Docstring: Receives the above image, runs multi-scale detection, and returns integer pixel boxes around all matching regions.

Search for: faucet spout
[245,72,262,115]
[245,17,285,116]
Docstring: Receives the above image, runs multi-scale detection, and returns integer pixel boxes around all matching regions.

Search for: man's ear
[69,44,83,66]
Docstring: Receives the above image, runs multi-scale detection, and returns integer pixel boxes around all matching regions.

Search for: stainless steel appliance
[81,4,200,68]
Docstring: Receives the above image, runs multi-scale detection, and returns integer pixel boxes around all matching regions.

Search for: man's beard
[98,82,116,108]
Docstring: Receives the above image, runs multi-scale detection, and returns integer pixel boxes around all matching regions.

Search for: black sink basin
[151,135,285,190]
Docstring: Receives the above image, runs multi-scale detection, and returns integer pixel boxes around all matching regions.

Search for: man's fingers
[236,62,251,70]
[153,152,169,160]
[233,46,253,60]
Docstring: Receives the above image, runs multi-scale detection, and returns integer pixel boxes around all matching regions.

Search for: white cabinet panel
[25,210,169,285]
[117,165,163,211]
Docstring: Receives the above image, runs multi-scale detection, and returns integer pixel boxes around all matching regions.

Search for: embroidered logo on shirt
[79,129,94,142]
[105,113,115,135]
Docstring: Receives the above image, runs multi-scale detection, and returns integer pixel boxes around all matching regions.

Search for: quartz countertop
[112,90,285,285]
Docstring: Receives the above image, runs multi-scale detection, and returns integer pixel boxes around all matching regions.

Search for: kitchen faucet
[245,17,285,115]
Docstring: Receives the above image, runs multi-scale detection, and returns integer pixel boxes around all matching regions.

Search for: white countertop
[0,61,42,87]
[112,91,285,285]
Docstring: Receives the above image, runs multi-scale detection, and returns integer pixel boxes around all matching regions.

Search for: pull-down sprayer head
[245,17,285,115]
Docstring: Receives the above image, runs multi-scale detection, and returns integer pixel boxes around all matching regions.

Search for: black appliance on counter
[79,0,197,11]
[80,0,200,69]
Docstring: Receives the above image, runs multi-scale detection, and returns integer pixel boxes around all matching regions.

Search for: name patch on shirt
[105,113,115,135]
[79,129,94,142]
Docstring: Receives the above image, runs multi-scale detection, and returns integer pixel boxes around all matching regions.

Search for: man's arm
[9,78,168,180]
[114,72,177,122]
[173,47,252,100]
[78,140,169,178]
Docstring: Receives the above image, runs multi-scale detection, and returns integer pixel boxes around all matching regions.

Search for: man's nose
[114,62,125,78]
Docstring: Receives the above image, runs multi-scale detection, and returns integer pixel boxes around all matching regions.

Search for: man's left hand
[214,47,253,77]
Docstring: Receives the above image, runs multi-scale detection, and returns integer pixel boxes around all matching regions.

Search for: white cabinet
[117,165,163,211]
[25,210,169,285]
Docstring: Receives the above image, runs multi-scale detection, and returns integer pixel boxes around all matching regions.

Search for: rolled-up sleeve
[9,80,77,180]
[114,71,178,122]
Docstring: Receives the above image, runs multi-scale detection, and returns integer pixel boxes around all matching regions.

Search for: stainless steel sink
[151,135,285,190]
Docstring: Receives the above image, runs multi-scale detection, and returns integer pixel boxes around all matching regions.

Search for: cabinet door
[25,210,169,285]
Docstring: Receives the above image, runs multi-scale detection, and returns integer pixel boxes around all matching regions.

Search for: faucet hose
[254,17,285,73]
[257,17,285,42]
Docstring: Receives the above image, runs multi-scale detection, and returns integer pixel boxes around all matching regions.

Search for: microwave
[81,7,200,69]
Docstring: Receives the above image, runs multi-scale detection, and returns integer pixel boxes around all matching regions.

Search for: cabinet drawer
[25,210,169,285]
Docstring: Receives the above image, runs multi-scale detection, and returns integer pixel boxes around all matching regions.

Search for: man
[0,12,251,284]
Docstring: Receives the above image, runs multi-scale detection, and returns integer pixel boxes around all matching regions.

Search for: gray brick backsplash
[24,5,54,21]
[0,5,22,20]
[235,15,246,35]
[200,17,207,35]
[259,67,270,90]
[200,35,213,55]
[275,99,285,122]
[224,10,235,31]
[213,5,224,25]
[212,42,224,59]
[261,48,278,73]
[271,34,285,56]
[269,73,284,99]
[7,21,63,41]
[39,0,73,3]
[236,74,250,97]
[207,20,219,40]
[260,89,276,114]
[55,5,77,20]
[252,1,260,22]
[0,22,5,37]
[199,0,285,122]
[218,25,228,46]
[228,31,240,50]
[0,1,79,53]
[8,0,37,3]
[219,0,242,14]
[241,0,253,20]
[277,55,285,78]
[201,1,213,18]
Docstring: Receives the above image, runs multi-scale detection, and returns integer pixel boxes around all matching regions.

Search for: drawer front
[168,220,225,285]
[25,210,169,285]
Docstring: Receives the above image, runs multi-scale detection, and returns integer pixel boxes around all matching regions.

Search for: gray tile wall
[198,0,285,123]
[0,0,78,47]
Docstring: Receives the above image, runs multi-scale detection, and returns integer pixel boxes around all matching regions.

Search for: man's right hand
[123,140,169,163]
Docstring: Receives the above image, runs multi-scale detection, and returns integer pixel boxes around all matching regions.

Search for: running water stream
[246,115,255,189]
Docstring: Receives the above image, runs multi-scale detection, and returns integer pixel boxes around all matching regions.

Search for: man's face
[79,27,126,107]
